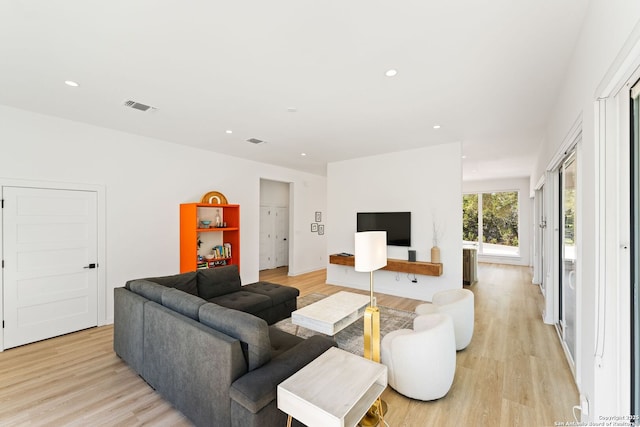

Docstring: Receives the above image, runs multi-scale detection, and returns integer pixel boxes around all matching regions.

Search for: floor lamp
[355,231,387,426]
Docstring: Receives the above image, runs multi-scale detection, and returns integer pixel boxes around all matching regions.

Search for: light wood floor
[0,263,578,426]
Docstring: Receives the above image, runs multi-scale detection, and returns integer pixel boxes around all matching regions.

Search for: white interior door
[3,187,98,349]
[259,206,275,270]
[274,207,289,267]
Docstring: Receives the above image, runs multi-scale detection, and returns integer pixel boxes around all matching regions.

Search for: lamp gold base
[364,306,381,362]
[360,305,386,426]
[359,399,388,426]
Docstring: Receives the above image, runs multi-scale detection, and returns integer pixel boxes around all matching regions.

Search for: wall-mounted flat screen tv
[357,212,411,247]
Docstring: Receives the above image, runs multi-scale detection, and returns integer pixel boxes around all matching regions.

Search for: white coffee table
[277,347,387,427]
[291,291,370,336]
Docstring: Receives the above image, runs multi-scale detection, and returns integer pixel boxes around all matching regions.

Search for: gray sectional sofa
[114,265,335,427]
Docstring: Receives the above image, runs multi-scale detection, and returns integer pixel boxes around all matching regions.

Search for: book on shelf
[210,243,232,259]
[208,259,228,268]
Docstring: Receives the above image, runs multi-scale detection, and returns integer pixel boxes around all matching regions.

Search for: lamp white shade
[354,231,388,272]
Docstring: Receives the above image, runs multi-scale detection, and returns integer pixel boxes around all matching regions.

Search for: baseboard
[287,266,326,276]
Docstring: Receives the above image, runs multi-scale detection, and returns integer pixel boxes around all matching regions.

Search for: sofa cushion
[161,288,207,320]
[129,280,168,304]
[209,291,272,315]
[268,327,303,359]
[242,282,299,306]
[128,271,198,296]
[199,303,271,371]
[197,265,242,300]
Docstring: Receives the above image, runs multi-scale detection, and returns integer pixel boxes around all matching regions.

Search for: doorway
[2,186,99,349]
[259,179,291,271]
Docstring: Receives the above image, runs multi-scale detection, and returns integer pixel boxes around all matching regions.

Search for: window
[462,191,519,257]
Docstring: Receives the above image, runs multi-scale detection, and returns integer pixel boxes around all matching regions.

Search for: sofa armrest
[229,335,336,414]
[113,287,146,374]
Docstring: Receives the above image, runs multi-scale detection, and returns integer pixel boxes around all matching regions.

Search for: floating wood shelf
[329,254,443,276]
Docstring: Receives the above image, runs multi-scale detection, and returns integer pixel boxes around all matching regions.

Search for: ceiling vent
[246,138,264,144]
[123,100,156,112]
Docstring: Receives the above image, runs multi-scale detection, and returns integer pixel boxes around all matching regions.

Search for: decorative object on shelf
[431,219,443,263]
[354,231,388,426]
[200,191,228,205]
[311,223,318,232]
[431,246,441,263]
[215,209,221,227]
[315,211,322,222]
[200,220,211,228]
[318,224,324,235]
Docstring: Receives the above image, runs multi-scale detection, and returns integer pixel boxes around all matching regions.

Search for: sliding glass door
[559,152,577,364]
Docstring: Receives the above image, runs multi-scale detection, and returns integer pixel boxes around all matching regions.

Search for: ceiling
[0,1,589,179]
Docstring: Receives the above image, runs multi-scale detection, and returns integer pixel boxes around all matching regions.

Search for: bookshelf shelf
[180,203,240,273]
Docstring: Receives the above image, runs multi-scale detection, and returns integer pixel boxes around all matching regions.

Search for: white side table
[277,347,387,427]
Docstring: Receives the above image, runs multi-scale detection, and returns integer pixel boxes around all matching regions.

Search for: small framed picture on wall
[315,211,322,222]
[311,223,318,232]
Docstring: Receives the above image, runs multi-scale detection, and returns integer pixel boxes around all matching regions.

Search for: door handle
[83,263,97,269]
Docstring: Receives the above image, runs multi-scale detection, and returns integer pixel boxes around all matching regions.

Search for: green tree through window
[463,194,478,242]
[482,192,519,246]
[462,191,519,255]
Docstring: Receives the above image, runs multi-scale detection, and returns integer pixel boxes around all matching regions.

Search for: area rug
[274,293,417,356]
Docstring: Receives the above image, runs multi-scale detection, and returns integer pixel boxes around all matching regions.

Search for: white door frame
[259,179,293,271]
[586,21,640,420]
[591,69,638,421]
[533,177,545,288]
[0,178,107,352]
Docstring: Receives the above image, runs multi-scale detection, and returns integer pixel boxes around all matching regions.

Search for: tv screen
[357,212,411,247]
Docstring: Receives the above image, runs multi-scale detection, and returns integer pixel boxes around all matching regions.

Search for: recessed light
[225,130,233,134]
[64,80,79,87]
[462,155,467,159]
[433,125,441,129]
[385,69,398,77]
[301,153,307,157]
[287,107,297,113]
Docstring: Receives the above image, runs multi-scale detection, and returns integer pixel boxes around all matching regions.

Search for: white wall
[260,179,290,207]
[326,142,462,302]
[462,177,532,267]
[532,0,640,420]
[0,105,327,323]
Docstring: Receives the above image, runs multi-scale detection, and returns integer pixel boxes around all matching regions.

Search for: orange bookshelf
[180,203,240,273]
